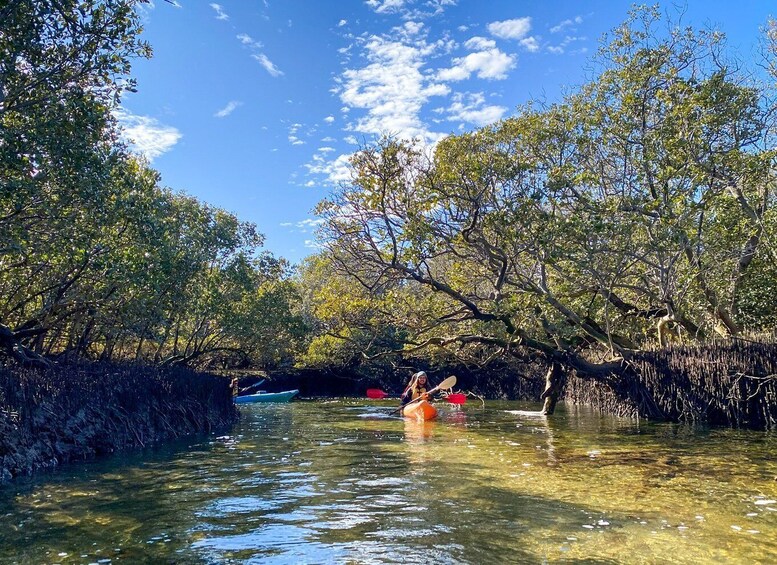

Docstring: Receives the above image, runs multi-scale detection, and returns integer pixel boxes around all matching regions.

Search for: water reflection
[0,401,775,563]
[404,419,435,443]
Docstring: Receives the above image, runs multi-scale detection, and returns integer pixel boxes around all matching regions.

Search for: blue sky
[121,1,775,264]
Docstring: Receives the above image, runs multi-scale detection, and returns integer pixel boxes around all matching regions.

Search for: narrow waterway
[1,400,776,564]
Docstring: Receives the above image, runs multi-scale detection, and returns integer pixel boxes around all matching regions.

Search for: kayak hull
[235,389,299,404]
[402,399,438,420]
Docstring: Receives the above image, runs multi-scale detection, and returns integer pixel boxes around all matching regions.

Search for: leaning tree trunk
[0,323,51,369]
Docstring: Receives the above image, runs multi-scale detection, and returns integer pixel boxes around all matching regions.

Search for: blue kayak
[234,389,299,404]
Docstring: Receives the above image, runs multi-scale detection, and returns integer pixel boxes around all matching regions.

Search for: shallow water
[1,400,776,564]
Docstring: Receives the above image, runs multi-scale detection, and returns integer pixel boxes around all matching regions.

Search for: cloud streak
[547,35,587,55]
[550,16,582,34]
[209,3,228,20]
[253,53,284,76]
[236,33,282,77]
[214,100,242,118]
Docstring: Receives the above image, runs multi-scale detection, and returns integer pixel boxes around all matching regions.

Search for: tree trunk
[541,361,565,415]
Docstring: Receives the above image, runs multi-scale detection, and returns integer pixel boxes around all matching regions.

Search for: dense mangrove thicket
[565,340,777,428]
[0,363,237,481]
[0,1,306,370]
[306,8,777,423]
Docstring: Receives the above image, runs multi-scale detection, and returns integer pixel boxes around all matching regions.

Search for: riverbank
[0,363,237,483]
[255,341,777,430]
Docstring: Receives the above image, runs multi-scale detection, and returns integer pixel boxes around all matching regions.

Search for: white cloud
[488,17,532,40]
[252,53,283,76]
[548,46,564,55]
[464,36,496,50]
[344,135,358,145]
[318,146,336,153]
[324,115,335,123]
[288,123,306,145]
[403,0,457,20]
[322,136,336,142]
[437,45,515,81]
[402,21,424,36]
[444,92,506,126]
[365,0,406,14]
[336,31,450,142]
[306,152,353,184]
[214,100,242,118]
[237,33,261,46]
[364,0,456,20]
[338,19,348,27]
[297,218,326,229]
[209,3,228,20]
[550,15,582,34]
[520,37,539,52]
[115,109,182,160]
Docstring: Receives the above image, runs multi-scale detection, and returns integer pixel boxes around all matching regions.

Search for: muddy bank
[0,363,237,483]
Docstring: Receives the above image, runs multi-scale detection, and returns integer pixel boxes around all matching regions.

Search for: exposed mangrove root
[564,340,777,429]
[0,363,238,483]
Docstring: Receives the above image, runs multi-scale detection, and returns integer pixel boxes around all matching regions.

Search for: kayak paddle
[446,393,467,405]
[239,379,266,395]
[390,375,457,415]
[366,388,388,399]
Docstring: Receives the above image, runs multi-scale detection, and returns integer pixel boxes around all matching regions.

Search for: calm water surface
[1,400,776,564]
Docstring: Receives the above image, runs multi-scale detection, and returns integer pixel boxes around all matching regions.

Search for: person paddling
[401,371,432,405]
[230,377,266,397]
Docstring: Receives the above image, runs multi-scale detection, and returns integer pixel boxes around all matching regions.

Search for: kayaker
[401,371,432,405]
[231,377,267,398]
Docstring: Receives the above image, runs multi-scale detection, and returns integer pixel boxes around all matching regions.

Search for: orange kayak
[402,399,438,420]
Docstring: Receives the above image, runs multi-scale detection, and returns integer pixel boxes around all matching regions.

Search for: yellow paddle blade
[437,375,456,390]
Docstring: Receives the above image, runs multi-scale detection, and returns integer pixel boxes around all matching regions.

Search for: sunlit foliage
[310,7,777,378]
[0,1,305,368]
